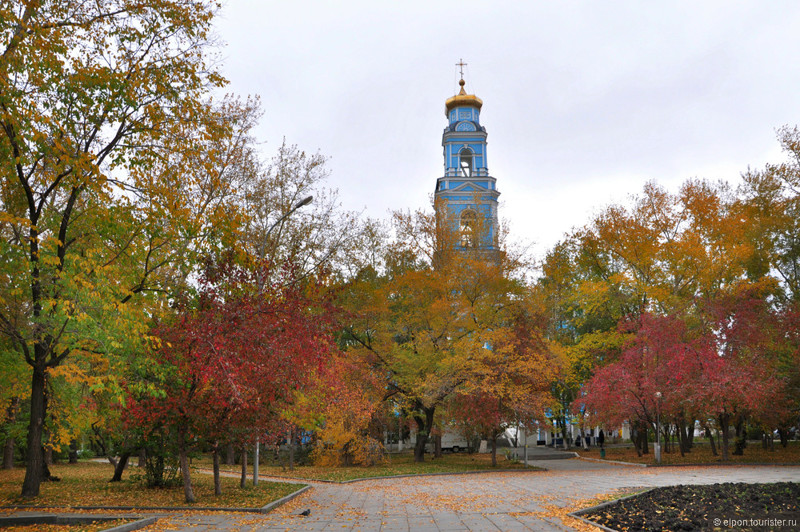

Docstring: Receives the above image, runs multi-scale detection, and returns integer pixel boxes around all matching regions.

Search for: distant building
[434,73,500,253]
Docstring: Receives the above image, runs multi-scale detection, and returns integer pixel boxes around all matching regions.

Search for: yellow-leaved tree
[0,0,258,497]
[340,206,556,462]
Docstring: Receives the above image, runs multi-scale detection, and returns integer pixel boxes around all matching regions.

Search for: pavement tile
[457,513,502,531]
[407,516,437,525]
[510,513,569,532]
[483,511,534,531]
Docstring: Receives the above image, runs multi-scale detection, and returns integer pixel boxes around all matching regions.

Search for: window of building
[460,209,477,247]
[459,148,472,177]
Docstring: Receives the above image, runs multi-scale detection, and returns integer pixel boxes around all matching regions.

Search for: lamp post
[253,195,312,486]
[261,196,313,254]
[522,423,528,468]
[654,391,662,464]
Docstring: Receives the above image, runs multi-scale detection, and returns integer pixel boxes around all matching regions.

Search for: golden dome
[445,79,483,116]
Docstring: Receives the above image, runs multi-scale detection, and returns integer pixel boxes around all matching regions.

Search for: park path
[135,457,800,531]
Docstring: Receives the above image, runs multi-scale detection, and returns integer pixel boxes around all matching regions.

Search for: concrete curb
[283,467,548,484]
[259,484,311,513]
[101,516,159,532]
[522,451,580,460]
[578,456,647,467]
[577,456,800,468]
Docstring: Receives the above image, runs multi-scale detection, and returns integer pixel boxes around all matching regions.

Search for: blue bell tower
[434,66,500,251]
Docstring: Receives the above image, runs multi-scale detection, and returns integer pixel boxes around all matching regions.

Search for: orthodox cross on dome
[456,58,467,80]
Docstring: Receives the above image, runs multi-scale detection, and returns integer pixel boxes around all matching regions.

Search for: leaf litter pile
[582,482,800,531]
[578,441,800,465]
[0,462,300,509]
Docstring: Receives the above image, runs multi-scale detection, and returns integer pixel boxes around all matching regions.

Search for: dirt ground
[581,482,800,531]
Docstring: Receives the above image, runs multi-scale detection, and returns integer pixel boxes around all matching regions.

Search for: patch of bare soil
[581,482,799,531]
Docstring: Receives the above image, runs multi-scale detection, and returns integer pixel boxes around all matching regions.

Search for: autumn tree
[1,337,27,468]
[0,0,261,497]
[738,127,800,434]
[297,350,387,467]
[241,140,385,280]
[123,257,336,502]
[580,314,704,456]
[453,295,561,465]
[339,205,548,462]
[539,177,778,448]
[537,236,631,447]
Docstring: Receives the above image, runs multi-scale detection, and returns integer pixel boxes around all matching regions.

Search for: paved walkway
[120,457,800,531]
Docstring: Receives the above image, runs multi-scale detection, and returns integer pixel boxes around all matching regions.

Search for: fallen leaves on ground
[0,462,301,509]
[578,441,800,465]
[0,521,130,532]
[194,450,532,482]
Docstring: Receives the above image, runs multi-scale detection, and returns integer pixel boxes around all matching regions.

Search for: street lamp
[260,195,313,257]
[253,195,312,486]
[654,391,662,464]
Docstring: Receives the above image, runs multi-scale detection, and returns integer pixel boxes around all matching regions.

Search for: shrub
[311,432,386,467]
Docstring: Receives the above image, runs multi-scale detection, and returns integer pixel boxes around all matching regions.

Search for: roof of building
[445,79,483,115]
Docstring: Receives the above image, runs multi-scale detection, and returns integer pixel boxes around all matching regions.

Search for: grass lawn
[577,440,800,465]
[0,461,301,509]
[196,450,532,482]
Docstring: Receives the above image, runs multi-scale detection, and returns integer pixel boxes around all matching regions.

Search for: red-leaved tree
[123,257,335,501]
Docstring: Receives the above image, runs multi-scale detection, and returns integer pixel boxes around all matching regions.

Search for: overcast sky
[212,1,800,260]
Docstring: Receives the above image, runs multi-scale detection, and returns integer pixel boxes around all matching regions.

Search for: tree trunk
[288,429,294,471]
[778,428,789,448]
[3,397,19,469]
[733,418,746,456]
[240,445,247,488]
[68,440,78,464]
[178,429,195,503]
[110,451,131,482]
[413,406,435,463]
[212,443,221,496]
[639,424,649,455]
[490,429,498,467]
[226,442,235,465]
[632,426,643,457]
[676,418,687,456]
[22,361,47,497]
[704,425,717,457]
[2,436,13,470]
[719,414,730,461]
[138,448,146,468]
[434,434,442,458]
[41,459,57,482]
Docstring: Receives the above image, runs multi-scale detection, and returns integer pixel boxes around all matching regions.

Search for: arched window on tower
[459,148,473,177]
[460,209,477,248]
